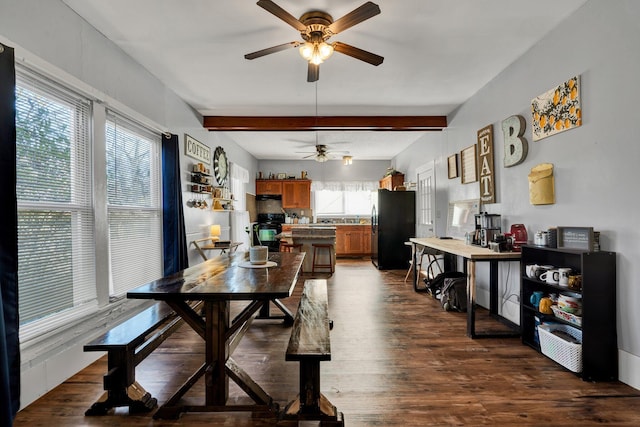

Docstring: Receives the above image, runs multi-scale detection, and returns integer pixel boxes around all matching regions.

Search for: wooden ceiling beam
[202,115,447,131]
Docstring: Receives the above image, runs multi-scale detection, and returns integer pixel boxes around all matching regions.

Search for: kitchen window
[313,181,378,217]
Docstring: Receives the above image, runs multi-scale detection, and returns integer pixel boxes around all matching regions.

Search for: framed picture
[460,144,478,184]
[447,154,458,179]
[531,75,582,141]
[277,173,287,179]
[557,226,594,251]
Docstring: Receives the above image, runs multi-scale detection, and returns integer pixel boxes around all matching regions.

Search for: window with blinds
[16,67,96,335]
[106,113,162,297]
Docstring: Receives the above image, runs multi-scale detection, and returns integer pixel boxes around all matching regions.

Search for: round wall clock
[213,146,228,185]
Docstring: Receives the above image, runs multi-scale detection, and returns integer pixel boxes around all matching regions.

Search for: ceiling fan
[245,0,384,82]
[296,144,349,163]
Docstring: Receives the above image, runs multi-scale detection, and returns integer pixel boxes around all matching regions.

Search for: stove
[253,213,285,251]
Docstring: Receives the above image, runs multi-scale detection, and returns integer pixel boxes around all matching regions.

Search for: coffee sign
[184,134,211,163]
[477,124,495,203]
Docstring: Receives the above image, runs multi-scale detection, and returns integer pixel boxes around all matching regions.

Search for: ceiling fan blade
[302,153,317,159]
[327,1,381,34]
[333,41,384,66]
[245,41,301,60]
[257,0,307,32]
[307,62,319,82]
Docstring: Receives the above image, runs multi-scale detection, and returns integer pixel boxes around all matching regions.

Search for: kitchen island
[277,226,336,273]
[282,223,371,257]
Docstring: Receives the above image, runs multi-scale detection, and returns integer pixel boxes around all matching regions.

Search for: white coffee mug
[539,269,559,284]
[558,267,572,287]
[535,265,553,281]
[249,245,269,264]
[525,264,540,279]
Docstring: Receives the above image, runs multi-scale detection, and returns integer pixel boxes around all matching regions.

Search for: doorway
[416,161,436,238]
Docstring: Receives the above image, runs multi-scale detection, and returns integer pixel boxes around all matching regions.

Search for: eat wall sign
[477,124,495,204]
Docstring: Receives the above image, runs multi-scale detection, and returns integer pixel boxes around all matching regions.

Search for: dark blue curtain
[0,43,20,425]
[162,133,188,275]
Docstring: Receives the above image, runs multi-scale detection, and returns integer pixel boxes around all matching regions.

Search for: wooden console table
[191,238,241,261]
[410,237,521,339]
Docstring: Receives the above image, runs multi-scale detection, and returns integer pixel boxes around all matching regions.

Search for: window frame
[14,63,165,343]
[105,111,163,298]
[15,65,97,341]
[314,186,377,218]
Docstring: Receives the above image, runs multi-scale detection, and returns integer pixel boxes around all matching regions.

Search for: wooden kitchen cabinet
[256,179,283,195]
[363,226,372,254]
[282,180,311,209]
[335,225,370,257]
[379,173,405,190]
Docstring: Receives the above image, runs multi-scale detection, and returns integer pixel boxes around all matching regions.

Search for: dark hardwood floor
[14,258,640,426]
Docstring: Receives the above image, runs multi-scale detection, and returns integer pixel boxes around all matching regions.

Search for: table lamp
[210,224,221,243]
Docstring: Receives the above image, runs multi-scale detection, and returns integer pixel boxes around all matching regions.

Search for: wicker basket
[538,323,583,373]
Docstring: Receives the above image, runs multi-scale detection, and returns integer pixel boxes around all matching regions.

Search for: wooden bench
[281,279,344,426]
[84,301,198,415]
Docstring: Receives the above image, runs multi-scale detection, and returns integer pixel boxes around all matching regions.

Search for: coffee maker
[473,212,501,247]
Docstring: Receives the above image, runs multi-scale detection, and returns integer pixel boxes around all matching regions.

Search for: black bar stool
[311,243,334,274]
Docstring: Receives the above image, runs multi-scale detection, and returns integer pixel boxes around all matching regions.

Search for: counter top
[277,226,336,240]
[278,234,335,240]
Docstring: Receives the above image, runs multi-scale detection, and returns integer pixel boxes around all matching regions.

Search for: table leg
[191,241,209,261]
[466,259,520,339]
[466,259,477,338]
[207,300,230,405]
[490,260,499,316]
[153,299,280,419]
[412,242,419,291]
[256,299,294,325]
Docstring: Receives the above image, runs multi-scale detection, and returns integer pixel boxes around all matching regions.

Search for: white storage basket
[538,323,583,373]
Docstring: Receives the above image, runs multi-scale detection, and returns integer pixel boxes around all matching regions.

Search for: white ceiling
[63,0,587,161]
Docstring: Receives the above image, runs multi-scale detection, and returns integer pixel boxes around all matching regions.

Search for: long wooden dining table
[127,251,305,419]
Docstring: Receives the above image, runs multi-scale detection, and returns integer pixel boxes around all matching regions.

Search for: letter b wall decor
[502,115,528,167]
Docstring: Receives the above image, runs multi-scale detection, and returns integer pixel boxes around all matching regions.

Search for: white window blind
[15,67,97,336]
[106,112,162,297]
[313,181,378,216]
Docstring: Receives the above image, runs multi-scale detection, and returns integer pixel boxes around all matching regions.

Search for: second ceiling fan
[297,144,349,163]
[245,0,384,82]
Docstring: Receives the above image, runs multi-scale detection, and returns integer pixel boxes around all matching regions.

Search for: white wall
[1,0,259,407]
[395,0,640,389]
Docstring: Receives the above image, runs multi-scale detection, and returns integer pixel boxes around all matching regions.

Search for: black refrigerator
[371,189,416,270]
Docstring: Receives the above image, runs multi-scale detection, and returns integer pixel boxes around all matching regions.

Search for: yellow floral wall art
[531,76,581,141]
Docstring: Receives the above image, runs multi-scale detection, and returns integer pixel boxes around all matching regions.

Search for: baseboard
[619,350,640,390]
[20,342,103,410]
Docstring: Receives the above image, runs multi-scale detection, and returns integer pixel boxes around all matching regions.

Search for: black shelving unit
[520,245,617,381]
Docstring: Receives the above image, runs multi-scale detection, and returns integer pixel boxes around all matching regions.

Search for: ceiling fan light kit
[299,41,334,65]
[246,1,383,82]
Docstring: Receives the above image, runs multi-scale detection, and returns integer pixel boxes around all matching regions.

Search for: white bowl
[559,292,582,315]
